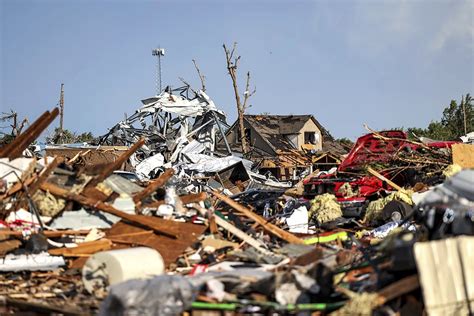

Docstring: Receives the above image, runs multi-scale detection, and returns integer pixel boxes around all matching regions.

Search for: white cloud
[319,0,474,56]
[430,0,474,51]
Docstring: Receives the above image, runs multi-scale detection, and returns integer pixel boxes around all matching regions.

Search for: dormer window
[305,132,316,144]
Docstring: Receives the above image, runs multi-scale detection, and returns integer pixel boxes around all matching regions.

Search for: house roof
[243,115,334,152]
[322,140,348,156]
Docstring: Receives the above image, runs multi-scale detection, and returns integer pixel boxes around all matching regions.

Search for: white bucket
[82,247,165,294]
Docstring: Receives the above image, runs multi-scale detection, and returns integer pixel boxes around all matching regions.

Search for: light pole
[152,47,165,95]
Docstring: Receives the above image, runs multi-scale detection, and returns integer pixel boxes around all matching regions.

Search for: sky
[1,0,473,141]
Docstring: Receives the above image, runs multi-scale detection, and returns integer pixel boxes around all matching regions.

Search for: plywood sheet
[107,216,206,266]
[414,236,474,316]
[452,144,474,168]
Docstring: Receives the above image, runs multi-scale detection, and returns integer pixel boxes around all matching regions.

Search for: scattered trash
[0,252,65,272]
[0,87,472,315]
[99,275,195,316]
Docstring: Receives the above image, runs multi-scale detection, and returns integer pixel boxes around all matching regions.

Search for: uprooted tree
[223,42,256,154]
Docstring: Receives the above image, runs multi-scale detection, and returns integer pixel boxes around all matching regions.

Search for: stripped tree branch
[192,59,206,92]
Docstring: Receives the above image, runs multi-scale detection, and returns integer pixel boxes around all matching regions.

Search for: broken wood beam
[211,190,305,244]
[0,174,37,200]
[40,181,177,239]
[48,239,112,256]
[0,110,50,158]
[192,203,275,256]
[367,167,405,192]
[8,108,59,159]
[141,192,208,209]
[133,168,174,206]
[0,230,90,238]
[85,138,145,189]
[18,156,63,209]
[376,274,419,306]
[29,157,63,195]
[5,297,84,315]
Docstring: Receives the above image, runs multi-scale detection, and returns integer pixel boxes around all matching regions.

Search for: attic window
[305,132,316,144]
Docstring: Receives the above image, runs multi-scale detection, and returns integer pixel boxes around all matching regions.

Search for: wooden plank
[0,110,50,158]
[0,230,90,238]
[40,181,178,239]
[48,239,112,256]
[6,297,84,315]
[367,167,404,192]
[193,203,274,256]
[211,191,305,244]
[452,143,474,168]
[142,192,208,208]
[414,236,474,316]
[0,239,22,256]
[8,108,59,159]
[133,168,174,206]
[17,156,63,209]
[0,174,37,200]
[29,157,63,195]
[106,219,207,266]
[376,275,419,305]
[85,138,145,189]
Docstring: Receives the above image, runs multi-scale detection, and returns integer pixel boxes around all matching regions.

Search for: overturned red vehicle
[303,130,456,216]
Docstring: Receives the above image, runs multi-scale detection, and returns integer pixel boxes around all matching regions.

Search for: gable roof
[243,115,334,151]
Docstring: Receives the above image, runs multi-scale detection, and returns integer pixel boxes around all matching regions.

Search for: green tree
[46,128,96,144]
[76,132,95,143]
[407,94,473,141]
[336,137,354,148]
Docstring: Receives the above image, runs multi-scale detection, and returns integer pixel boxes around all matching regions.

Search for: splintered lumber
[106,219,207,266]
[211,191,305,244]
[29,157,63,195]
[0,230,90,237]
[133,168,175,205]
[17,156,63,209]
[192,203,275,256]
[376,274,419,306]
[142,192,208,208]
[0,174,37,200]
[367,167,404,192]
[0,159,38,206]
[5,297,84,315]
[0,239,22,256]
[48,239,112,256]
[0,110,50,158]
[40,181,177,239]
[85,138,145,189]
[8,108,59,159]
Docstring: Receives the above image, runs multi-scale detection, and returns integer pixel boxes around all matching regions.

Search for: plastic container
[82,247,165,294]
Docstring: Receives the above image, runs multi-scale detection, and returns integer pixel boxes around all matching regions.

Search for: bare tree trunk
[223,43,255,154]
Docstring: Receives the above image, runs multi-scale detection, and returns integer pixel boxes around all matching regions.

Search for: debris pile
[1,88,473,315]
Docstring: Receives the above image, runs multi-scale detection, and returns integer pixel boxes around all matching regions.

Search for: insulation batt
[309,193,342,224]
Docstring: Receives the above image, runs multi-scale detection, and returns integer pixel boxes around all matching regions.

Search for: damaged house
[219,115,345,181]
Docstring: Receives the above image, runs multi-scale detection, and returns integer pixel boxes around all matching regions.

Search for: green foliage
[46,128,96,144]
[76,132,95,143]
[336,137,354,148]
[0,134,15,146]
[407,94,473,140]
